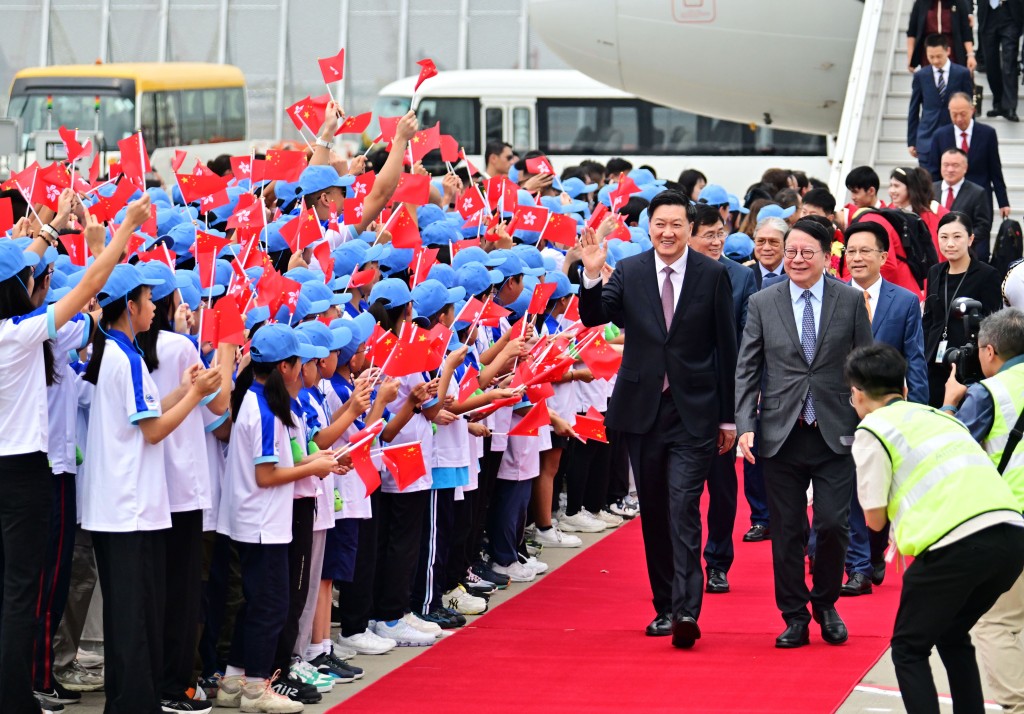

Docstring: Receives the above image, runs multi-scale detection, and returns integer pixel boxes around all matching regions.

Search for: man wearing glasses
[735,217,873,648]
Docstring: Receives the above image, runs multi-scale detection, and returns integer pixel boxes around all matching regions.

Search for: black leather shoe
[1008,112,1021,122]
[871,560,886,586]
[987,107,1006,118]
[672,616,701,649]
[813,607,849,645]
[645,613,672,636]
[742,524,770,542]
[775,622,809,648]
[840,572,873,597]
[705,568,730,593]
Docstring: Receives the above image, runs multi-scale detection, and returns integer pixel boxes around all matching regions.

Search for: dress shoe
[645,613,672,637]
[871,560,886,586]
[705,568,730,593]
[840,572,873,597]
[1009,112,1021,122]
[742,524,770,542]
[672,616,701,649]
[813,607,849,645]
[987,107,1007,118]
[775,622,809,648]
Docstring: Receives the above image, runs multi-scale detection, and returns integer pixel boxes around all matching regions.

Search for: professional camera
[942,297,985,384]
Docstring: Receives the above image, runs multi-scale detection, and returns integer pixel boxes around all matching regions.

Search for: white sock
[320,639,333,656]
[303,642,323,661]
[225,665,244,678]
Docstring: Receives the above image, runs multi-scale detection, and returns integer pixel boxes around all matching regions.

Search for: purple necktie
[662,266,674,391]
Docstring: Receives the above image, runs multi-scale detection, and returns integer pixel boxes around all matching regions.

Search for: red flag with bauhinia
[608,176,640,211]
[318,48,345,83]
[175,173,229,204]
[117,132,151,187]
[58,125,91,164]
[541,213,579,248]
[387,204,421,249]
[526,381,555,404]
[349,171,375,201]
[508,205,549,234]
[226,194,262,230]
[336,112,372,135]
[264,150,307,182]
[525,155,555,175]
[576,326,622,380]
[269,275,302,319]
[526,281,558,315]
[383,325,432,377]
[382,442,427,491]
[414,58,438,91]
[456,187,486,220]
[439,135,460,163]
[410,124,440,163]
[364,324,398,367]
[343,198,365,226]
[0,197,12,235]
[508,399,551,437]
[88,152,102,186]
[572,407,608,443]
[59,233,88,267]
[390,173,431,206]
[327,201,340,233]
[279,209,322,252]
[410,246,438,288]
[230,155,258,182]
[458,364,480,402]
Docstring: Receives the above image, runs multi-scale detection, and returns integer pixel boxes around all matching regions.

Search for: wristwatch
[39,223,59,244]
[315,137,332,149]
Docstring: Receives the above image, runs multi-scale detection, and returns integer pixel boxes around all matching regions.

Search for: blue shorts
[322,519,359,582]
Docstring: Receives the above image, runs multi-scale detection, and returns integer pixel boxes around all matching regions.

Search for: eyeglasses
[783,248,821,260]
[844,248,881,257]
[754,238,783,247]
[697,231,726,241]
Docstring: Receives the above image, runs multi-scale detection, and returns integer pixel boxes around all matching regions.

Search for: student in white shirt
[81,262,220,714]
[0,194,148,714]
[215,324,339,713]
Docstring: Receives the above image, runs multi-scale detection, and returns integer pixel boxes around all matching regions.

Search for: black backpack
[850,208,938,289]
[991,218,1023,278]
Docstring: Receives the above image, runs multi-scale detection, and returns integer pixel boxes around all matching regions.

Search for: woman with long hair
[889,166,949,256]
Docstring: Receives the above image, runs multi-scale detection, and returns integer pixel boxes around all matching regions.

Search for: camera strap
[997,406,1024,475]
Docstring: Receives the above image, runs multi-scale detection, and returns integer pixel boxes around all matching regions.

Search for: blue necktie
[801,289,817,423]
[937,68,946,99]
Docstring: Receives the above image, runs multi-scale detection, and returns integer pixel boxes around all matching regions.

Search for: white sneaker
[520,555,549,574]
[373,618,436,647]
[491,561,536,582]
[402,611,443,636]
[608,499,638,519]
[558,510,607,533]
[624,493,640,513]
[442,585,488,615]
[289,659,333,693]
[336,629,396,655]
[532,526,582,548]
[217,674,245,708]
[330,643,357,661]
[240,678,303,713]
[593,508,624,527]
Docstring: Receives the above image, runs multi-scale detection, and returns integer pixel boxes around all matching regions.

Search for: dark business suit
[751,262,784,291]
[580,248,737,620]
[928,121,1010,210]
[933,179,994,261]
[704,257,757,575]
[909,62,973,168]
[977,0,1024,116]
[735,277,873,625]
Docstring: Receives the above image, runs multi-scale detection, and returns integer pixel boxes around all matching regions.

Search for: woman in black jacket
[922,212,1001,406]
[907,0,976,71]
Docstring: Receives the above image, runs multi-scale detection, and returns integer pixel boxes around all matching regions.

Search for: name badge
[935,339,948,364]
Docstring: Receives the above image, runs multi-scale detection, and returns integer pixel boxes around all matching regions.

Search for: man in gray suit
[736,217,873,648]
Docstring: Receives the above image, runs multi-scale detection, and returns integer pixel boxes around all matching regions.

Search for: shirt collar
[861,276,883,304]
[790,275,824,304]
[998,354,1024,373]
[759,262,781,277]
[942,177,965,193]
[935,59,952,76]
[654,247,687,274]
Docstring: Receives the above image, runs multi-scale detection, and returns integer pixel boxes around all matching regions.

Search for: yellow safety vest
[980,364,1024,511]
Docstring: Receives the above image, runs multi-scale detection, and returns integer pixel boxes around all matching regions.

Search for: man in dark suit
[977,0,1024,122]
[690,204,757,594]
[928,92,1012,221]
[736,217,873,648]
[579,190,737,649]
[934,147,995,261]
[750,216,788,290]
[839,220,929,596]
[909,34,974,171]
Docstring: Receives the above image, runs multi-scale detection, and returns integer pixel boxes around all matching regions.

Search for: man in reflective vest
[942,307,1024,714]
[846,343,1024,714]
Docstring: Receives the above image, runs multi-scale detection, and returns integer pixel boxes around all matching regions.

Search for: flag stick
[13,180,46,229]
[160,243,183,304]
[362,134,382,158]
[196,251,217,365]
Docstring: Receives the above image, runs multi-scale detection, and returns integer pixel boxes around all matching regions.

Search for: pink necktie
[661,266,674,391]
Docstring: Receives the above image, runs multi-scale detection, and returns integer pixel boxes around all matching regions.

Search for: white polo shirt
[381,373,434,494]
[47,316,91,475]
[0,304,57,456]
[81,329,171,533]
[217,382,295,544]
[320,376,373,520]
[299,387,339,531]
[201,403,229,532]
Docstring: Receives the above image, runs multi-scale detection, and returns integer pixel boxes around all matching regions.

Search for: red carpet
[332,465,903,714]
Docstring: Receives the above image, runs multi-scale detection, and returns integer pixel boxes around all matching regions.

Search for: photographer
[922,211,1001,407]
[941,307,1024,714]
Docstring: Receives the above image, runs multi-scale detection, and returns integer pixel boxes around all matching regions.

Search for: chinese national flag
[136,247,176,268]
[279,209,322,252]
[193,230,231,258]
[195,250,219,290]
[410,246,438,288]
[349,171,375,201]
[121,233,147,264]
[526,381,555,404]
[343,197,365,226]
[439,135,460,163]
[350,266,376,289]
[458,364,480,402]
[378,116,401,143]
[336,111,371,135]
[525,155,554,175]
[424,322,453,371]
[563,295,580,323]
[201,304,220,346]
[414,58,438,91]
[350,438,381,498]
[59,233,88,267]
[365,324,398,367]
[541,213,578,248]
[390,173,431,207]
[572,407,608,443]
[474,395,522,418]
[383,442,427,491]
[410,124,440,163]
[451,237,480,255]
[88,152,102,186]
[387,204,421,249]
[508,205,548,234]
[531,354,575,387]
[456,187,486,220]
[175,173,229,204]
[215,296,247,346]
[140,204,158,237]
[526,281,558,315]
[478,300,511,327]
[0,197,12,235]
[609,177,640,211]
[117,132,151,187]
[58,125,91,164]
[264,150,307,182]
[508,399,551,437]
[485,176,518,212]
[454,296,485,325]
[171,149,188,172]
[350,419,385,447]
[313,241,334,282]
[384,326,432,377]
[318,48,345,83]
[88,178,136,223]
[576,326,621,380]
[587,203,609,230]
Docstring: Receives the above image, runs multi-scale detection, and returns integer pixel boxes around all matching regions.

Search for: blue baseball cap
[422,219,459,247]
[417,204,446,229]
[33,246,58,279]
[379,246,414,276]
[628,168,665,187]
[758,204,796,220]
[274,292,318,324]
[511,244,546,273]
[452,246,505,271]
[334,311,376,347]
[505,275,539,319]
[294,331,329,362]
[297,165,355,198]
[728,193,750,215]
[176,270,202,310]
[454,263,503,297]
[285,267,326,284]
[250,323,320,363]
[296,320,350,352]
[245,305,271,329]
[412,279,466,320]
[698,184,730,206]
[560,176,598,198]
[545,271,578,300]
[265,220,291,253]
[490,249,545,279]
[368,277,413,308]
[301,280,348,308]
[138,261,191,302]
[168,222,198,259]
[724,232,755,260]
[427,263,456,288]
[98,264,164,307]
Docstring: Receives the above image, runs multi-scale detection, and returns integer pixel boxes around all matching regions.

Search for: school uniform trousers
[468,438,502,564]
[52,527,99,672]
[488,478,533,567]
[227,541,289,680]
[411,488,455,614]
[374,490,430,622]
[274,497,315,671]
[337,490,379,637]
[443,487,477,592]
[162,509,204,701]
